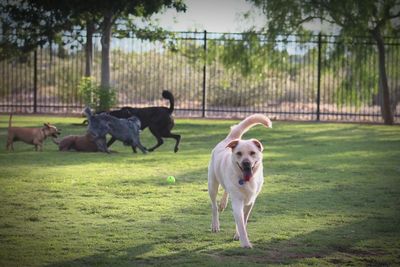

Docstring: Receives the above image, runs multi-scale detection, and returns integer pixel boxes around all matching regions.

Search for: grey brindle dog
[83,107,147,154]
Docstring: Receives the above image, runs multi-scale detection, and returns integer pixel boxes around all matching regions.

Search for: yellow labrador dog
[208,114,272,248]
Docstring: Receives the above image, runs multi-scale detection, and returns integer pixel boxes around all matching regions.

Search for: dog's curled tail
[226,114,272,140]
[8,113,13,129]
[162,90,175,114]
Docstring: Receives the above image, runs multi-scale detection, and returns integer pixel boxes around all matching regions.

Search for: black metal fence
[1,31,399,123]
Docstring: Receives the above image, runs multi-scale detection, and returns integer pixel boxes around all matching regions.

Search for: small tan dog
[52,133,98,152]
[208,114,272,248]
[6,114,61,151]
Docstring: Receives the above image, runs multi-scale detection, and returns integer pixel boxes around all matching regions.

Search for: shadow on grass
[1,124,393,168]
[44,216,398,267]
[1,119,395,160]
[44,162,399,266]
[1,119,399,266]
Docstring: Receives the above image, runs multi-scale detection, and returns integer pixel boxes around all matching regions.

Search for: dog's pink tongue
[243,170,252,181]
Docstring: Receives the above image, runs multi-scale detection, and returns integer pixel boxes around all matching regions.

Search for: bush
[97,86,116,112]
[78,77,116,111]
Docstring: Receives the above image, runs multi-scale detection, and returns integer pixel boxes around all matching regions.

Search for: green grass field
[0,115,399,266]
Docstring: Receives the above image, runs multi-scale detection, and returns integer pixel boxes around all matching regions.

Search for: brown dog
[6,114,61,151]
[52,133,98,152]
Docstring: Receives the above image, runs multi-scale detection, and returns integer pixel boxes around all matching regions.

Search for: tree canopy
[0,0,186,56]
[246,0,400,124]
[247,0,400,37]
[0,0,186,110]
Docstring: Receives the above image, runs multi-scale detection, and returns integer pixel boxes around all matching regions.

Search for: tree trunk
[100,10,113,89]
[85,19,94,77]
[371,27,394,125]
[99,11,113,111]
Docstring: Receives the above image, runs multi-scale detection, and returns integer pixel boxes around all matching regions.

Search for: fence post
[316,33,322,121]
[33,49,38,113]
[202,30,207,118]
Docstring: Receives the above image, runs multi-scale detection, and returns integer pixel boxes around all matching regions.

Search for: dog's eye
[236,152,242,157]
[250,151,256,156]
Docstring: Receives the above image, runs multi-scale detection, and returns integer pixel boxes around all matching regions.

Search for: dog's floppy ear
[251,139,264,152]
[226,139,240,150]
[44,123,50,128]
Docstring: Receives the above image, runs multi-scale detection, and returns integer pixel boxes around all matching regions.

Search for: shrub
[96,86,116,112]
[78,77,116,111]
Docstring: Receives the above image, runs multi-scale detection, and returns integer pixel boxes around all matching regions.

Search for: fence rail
[1,31,399,123]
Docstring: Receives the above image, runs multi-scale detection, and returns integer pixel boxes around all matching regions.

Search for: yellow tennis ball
[167,176,176,184]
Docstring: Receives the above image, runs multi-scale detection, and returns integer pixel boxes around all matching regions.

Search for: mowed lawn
[0,115,399,267]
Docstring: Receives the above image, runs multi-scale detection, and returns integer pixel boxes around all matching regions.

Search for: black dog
[106,90,181,153]
[83,107,147,154]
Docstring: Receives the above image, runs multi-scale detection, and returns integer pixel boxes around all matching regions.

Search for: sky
[152,0,337,34]
[153,0,266,33]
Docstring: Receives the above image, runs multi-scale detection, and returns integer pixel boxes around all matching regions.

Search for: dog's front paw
[241,242,253,249]
[211,222,220,232]
[234,234,253,248]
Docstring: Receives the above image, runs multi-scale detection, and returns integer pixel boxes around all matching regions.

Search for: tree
[51,0,186,105]
[1,0,186,110]
[247,0,400,125]
[0,1,74,59]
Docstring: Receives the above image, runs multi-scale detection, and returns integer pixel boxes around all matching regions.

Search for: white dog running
[208,114,272,248]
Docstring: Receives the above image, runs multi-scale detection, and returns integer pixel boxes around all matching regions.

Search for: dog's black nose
[242,160,251,170]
